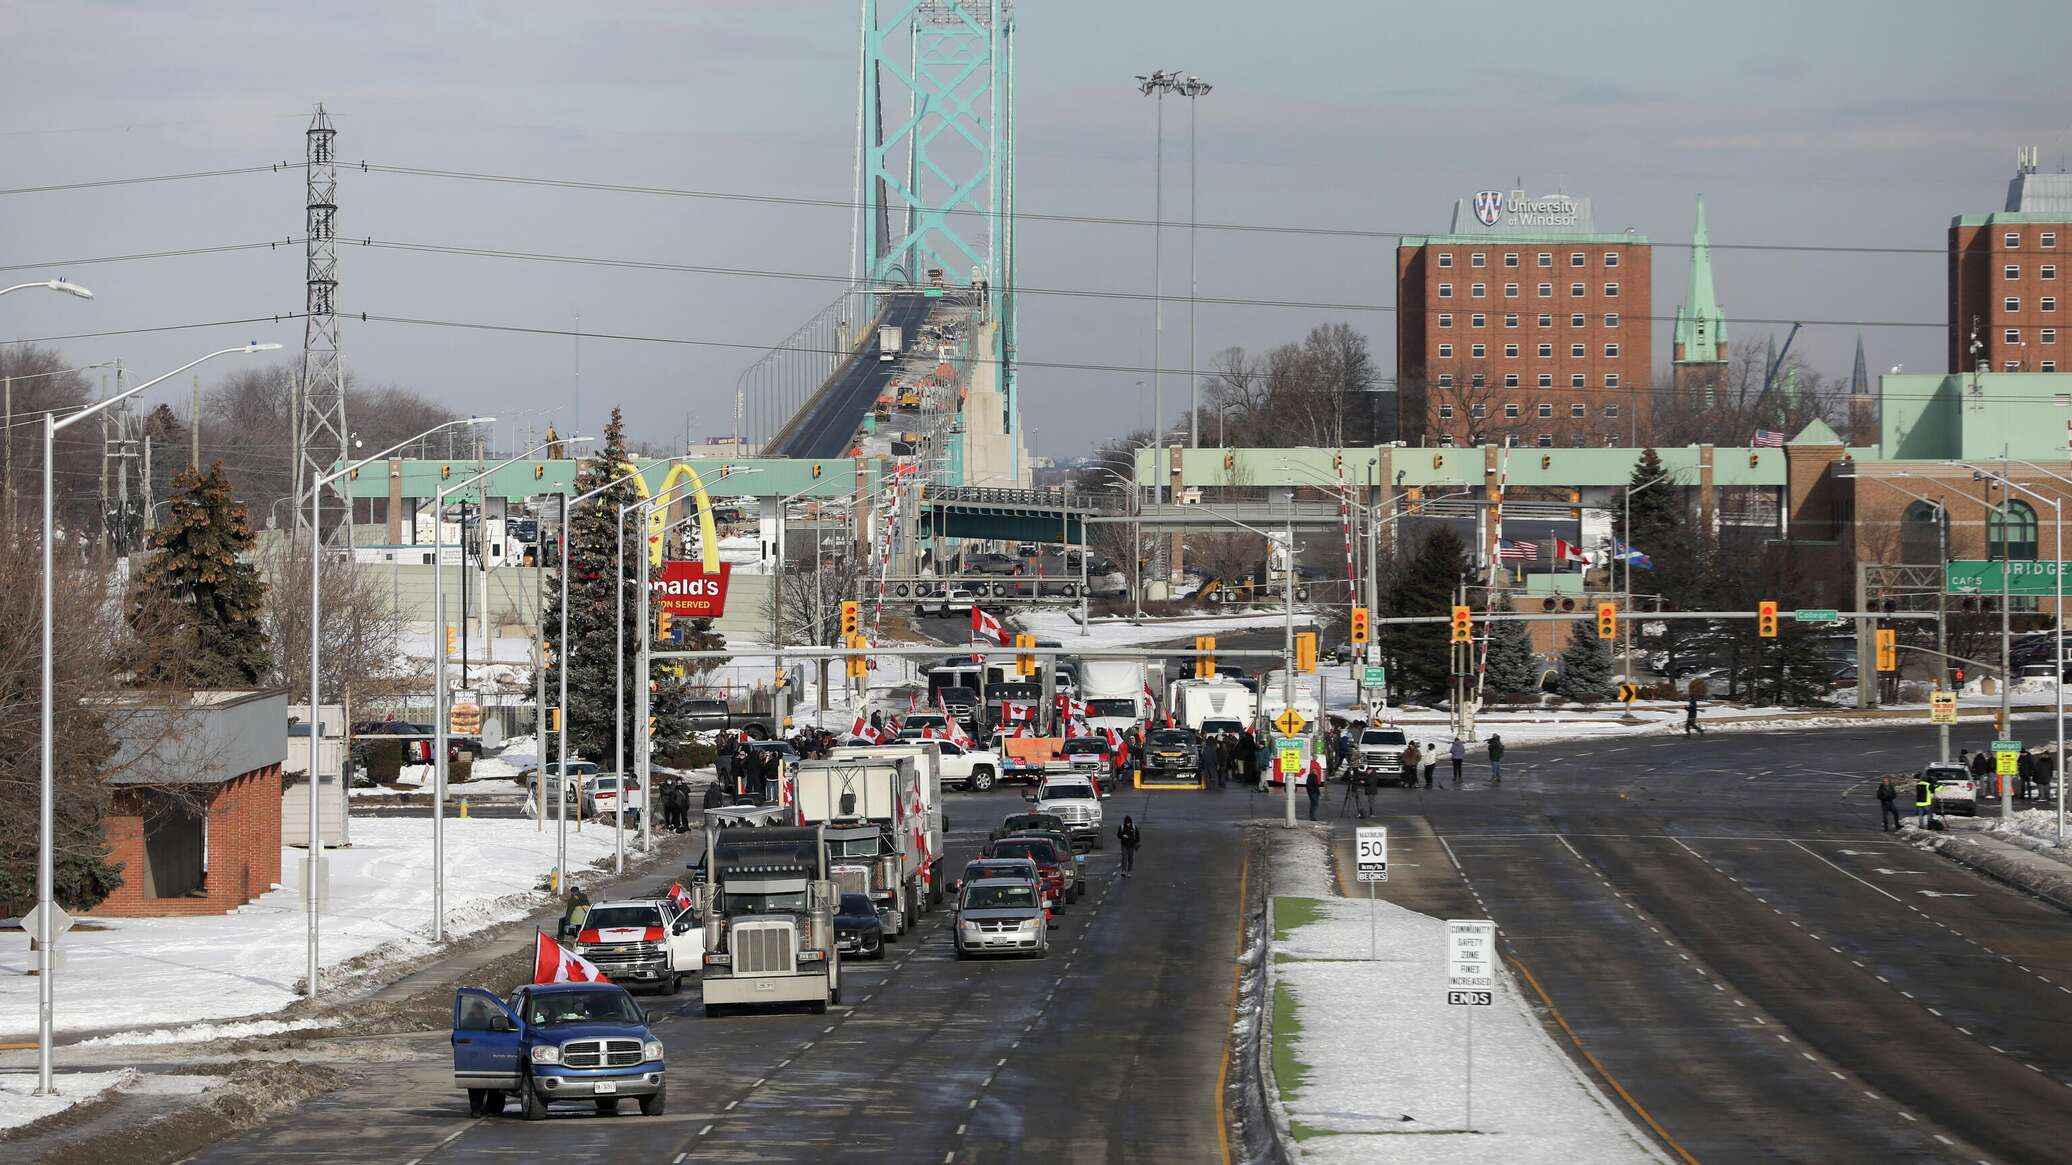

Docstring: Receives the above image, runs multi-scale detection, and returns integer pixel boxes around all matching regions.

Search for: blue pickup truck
[451,982,667,1119]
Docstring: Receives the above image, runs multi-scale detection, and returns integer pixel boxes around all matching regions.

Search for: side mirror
[489,1015,515,1032]
[673,919,692,934]
[1023,791,1038,803]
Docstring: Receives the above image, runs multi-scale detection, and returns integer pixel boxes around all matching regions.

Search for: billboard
[653,561,732,617]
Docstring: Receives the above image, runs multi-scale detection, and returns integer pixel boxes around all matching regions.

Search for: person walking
[1876,775,1902,832]
[1401,740,1422,789]
[1239,728,1259,786]
[1487,734,1506,785]
[1201,732,1223,791]
[1449,738,1466,788]
[1361,762,1381,818]
[1684,694,1705,736]
[1423,742,1439,789]
[1914,774,1936,828]
[2018,749,2037,800]
[1117,816,1142,876]
[1305,763,1323,821]
[1256,739,1275,792]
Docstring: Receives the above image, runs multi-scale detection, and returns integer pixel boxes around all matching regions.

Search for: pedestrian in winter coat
[1256,741,1275,791]
[702,780,728,811]
[1487,735,1506,785]
[1969,749,1992,780]
[1423,743,1439,788]
[1239,730,1259,784]
[2019,750,2037,799]
[1915,778,1936,827]
[1201,734,1223,789]
[1449,738,1467,788]
[1360,764,1381,817]
[1876,776,1902,832]
[1117,816,1142,876]
[1305,766,1323,820]
[1684,695,1705,735]
[1402,742,1422,788]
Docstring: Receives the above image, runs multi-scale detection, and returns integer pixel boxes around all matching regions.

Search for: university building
[1397,189,1652,448]
[1949,147,2072,376]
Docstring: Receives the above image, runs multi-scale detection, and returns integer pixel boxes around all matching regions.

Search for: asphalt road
[187,782,1256,1165]
[771,293,935,460]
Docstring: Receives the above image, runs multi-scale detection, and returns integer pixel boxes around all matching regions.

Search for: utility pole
[190,375,200,470]
[1178,75,1212,447]
[296,104,350,542]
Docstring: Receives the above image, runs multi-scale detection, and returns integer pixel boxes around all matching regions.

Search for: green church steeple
[1673,195,1727,366]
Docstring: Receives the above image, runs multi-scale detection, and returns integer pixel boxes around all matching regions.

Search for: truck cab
[451,982,665,1120]
[569,897,702,995]
[1029,774,1105,851]
[699,824,840,1016]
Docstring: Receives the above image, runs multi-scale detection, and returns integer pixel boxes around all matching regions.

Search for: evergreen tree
[1483,600,1541,698]
[1384,526,1469,700]
[129,462,270,686]
[539,408,726,771]
[1557,620,1616,703]
[1614,447,1677,549]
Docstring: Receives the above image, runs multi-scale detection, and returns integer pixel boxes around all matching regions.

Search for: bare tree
[258,538,412,704]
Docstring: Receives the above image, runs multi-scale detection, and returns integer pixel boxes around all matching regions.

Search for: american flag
[1496,539,1538,561]
[1752,430,1785,448]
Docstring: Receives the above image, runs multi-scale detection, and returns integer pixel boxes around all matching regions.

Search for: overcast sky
[4,0,2070,460]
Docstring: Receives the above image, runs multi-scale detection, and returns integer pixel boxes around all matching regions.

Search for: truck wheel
[595,1098,620,1114]
[521,1078,548,1121]
[639,1084,667,1116]
[704,1003,728,1018]
[810,999,829,1015]
[661,970,679,996]
[969,767,996,791]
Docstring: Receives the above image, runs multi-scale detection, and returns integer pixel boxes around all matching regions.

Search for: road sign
[1617,682,1638,704]
[1447,990,1494,1006]
[1276,741,1304,778]
[1993,739,2021,751]
[1793,608,1840,622]
[1273,708,1308,736]
[1447,918,1496,990]
[1361,666,1387,688]
[1930,691,1957,725]
[1356,826,1388,883]
[1946,559,2072,596]
[22,902,74,941]
[1997,749,2020,777]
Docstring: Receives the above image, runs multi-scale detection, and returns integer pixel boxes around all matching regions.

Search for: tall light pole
[0,279,93,301]
[307,416,491,995]
[1861,471,1953,763]
[1136,69,1179,502]
[35,341,276,1095]
[1177,75,1212,448]
[434,437,586,941]
[1967,464,2064,840]
[1620,472,1674,686]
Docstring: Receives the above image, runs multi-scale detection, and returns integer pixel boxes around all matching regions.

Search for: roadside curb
[1908,825,2072,913]
[1243,827,1296,1165]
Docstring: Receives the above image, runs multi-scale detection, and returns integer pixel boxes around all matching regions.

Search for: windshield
[1149,731,1193,747]
[583,906,661,930]
[838,893,875,916]
[523,989,643,1027]
[720,889,808,915]
[963,884,1038,910]
[1043,783,1096,801]
[1362,731,1408,746]
[830,837,883,858]
[991,840,1056,865]
[967,862,1032,881]
[1087,698,1137,718]
[1062,740,1108,755]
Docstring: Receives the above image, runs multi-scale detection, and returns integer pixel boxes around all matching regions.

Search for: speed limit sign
[1356,826,1388,883]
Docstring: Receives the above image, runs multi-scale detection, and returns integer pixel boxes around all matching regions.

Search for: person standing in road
[1877,776,1902,832]
[1423,742,1439,789]
[1361,761,1381,818]
[1239,728,1259,785]
[1914,775,1935,828]
[1968,747,1991,782]
[1684,694,1705,735]
[702,778,728,812]
[1117,816,1141,876]
[1256,739,1275,791]
[1449,738,1466,788]
[1401,740,1422,790]
[1201,732,1223,791]
[2018,749,2037,800]
[1305,763,1323,820]
[1486,735,1506,785]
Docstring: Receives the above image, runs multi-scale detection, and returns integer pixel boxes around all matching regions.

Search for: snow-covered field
[0,816,624,1041]
[0,1068,218,1131]
[1268,830,1660,1164]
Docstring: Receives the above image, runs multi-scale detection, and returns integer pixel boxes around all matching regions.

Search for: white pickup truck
[1352,726,1413,788]
[830,740,1002,793]
[569,895,703,996]
[1030,774,1104,852]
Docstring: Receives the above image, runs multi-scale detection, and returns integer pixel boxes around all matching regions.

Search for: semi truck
[793,758,937,934]
[1169,676,1259,733]
[697,824,839,1016]
[1080,659,1150,732]
[878,325,904,362]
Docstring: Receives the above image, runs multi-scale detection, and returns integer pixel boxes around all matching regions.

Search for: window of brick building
[1537,373,1553,387]
[1471,313,1487,327]
[1471,403,1487,418]
[1570,403,1585,417]
[1438,404,1454,419]
[1471,372,1487,388]
[1538,343,1553,357]
[2043,232,2058,248]
[1505,403,1520,418]
[1438,373,1454,387]
[1504,282,1519,297]
[2006,264,2021,280]
[1605,374,1620,388]
[1605,343,1620,358]
[1438,283,1453,298]
[2005,232,2022,249]
[2044,265,2058,280]
[1605,402,1619,417]
[1537,282,1553,297]
[1471,283,1487,297]
[1569,343,1586,357]
[2004,329,2019,346]
[1604,281,1620,297]
[2046,361,2059,372]
[1604,313,1620,327]
[1571,374,1586,388]
[2044,297,2058,312]
[1440,435,1456,447]
[1438,343,1453,358]
[1437,313,1452,327]
[2043,329,2057,344]
[1537,403,1552,418]
[1471,253,1486,267]
[1537,313,1552,327]
[1504,313,1519,328]
[1437,253,1454,267]
[1504,343,1519,357]
[1536,434,1553,447]
[1569,252,1585,267]
[1504,373,1520,387]
[1603,252,1620,268]
[1569,282,1585,297]
[1570,313,1585,327]
[1537,252,1552,267]
[1570,434,1588,447]
[1471,343,1487,358]
[2006,297,2020,312]
[1504,253,1519,267]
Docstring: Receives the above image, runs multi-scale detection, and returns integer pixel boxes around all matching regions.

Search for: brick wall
[91,763,283,918]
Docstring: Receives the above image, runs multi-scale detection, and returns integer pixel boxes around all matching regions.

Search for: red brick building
[94,690,288,918]
[1399,191,1651,447]
[1949,149,2072,375]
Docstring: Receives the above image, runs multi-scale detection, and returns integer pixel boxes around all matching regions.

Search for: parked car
[834,891,886,960]
[989,811,1067,843]
[953,878,1049,959]
[957,856,1040,892]
[967,553,1019,576]
[579,774,643,823]
[1015,542,1039,558]
[917,588,977,617]
[1923,761,1979,816]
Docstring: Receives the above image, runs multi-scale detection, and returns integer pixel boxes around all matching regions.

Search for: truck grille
[1050,805,1091,824]
[832,866,871,896]
[977,919,1029,933]
[579,941,665,970]
[732,921,797,975]
[562,1037,644,1068]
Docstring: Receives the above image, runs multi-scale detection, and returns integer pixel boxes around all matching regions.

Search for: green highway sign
[1793,608,1840,622]
[1993,739,2021,752]
[1946,560,2072,597]
[1362,666,1387,688]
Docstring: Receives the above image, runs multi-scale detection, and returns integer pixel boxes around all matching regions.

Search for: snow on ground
[1013,606,1317,647]
[1268,835,1660,1163]
[0,816,623,1041]
[1977,808,2072,854]
[77,1018,323,1048]
[0,1069,218,1130]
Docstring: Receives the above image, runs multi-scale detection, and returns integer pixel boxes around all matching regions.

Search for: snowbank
[1268,832,1659,1163]
[0,816,623,1041]
[0,1069,133,1130]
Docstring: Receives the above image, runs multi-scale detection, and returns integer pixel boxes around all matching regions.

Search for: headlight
[529,1045,561,1065]
[958,919,980,931]
[1018,918,1041,929]
[643,1040,664,1061]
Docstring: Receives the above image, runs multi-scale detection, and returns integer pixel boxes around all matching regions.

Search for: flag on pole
[1496,539,1538,561]
[971,606,1009,646]
[533,931,609,984]
[1554,538,1592,568]
[1611,539,1653,570]
[1752,430,1785,448]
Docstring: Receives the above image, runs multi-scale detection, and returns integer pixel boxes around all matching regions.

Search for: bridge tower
[855,0,1020,477]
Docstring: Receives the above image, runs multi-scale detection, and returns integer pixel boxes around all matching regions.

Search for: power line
[0,164,286,197]
[0,239,306,275]
[360,161,1953,257]
[0,315,298,347]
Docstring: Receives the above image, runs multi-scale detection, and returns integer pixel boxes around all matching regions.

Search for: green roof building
[1671,195,1728,400]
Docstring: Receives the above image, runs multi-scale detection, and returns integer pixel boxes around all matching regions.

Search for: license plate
[593,1081,618,1094]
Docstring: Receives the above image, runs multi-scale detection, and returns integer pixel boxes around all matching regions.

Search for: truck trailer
[792,759,934,936]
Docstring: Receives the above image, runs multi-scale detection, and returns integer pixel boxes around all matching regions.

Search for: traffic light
[1194,635,1217,680]
[1875,628,1898,673]
[1757,600,1778,638]
[1406,487,1423,513]
[1450,605,1473,643]
[845,634,869,678]
[1295,631,1318,673]
[657,611,674,641]
[811,462,822,478]
[1332,453,1343,472]
[441,464,452,480]
[840,599,861,639]
[534,464,546,480]
[1350,606,1370,646]
[445,624,457,658]
[548,707,561,733]
[1015,633,1038,677]
[1953,666,1967,684]
[1223,450,1235,470]
[1597,602,1618,640]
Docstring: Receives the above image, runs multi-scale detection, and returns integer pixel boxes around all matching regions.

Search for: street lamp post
[307,416,491,995]
[35,341,277,1095]
[434,437,586,941]
[1136,69,1179,503]
[0,279,93,301]
[1968,465,2065,843]
[1177,75,1211,448]
[1621,473,1674,689]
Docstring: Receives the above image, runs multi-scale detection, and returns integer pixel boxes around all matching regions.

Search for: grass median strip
[1272,980,1309,1100]
[1274,895,1325,943]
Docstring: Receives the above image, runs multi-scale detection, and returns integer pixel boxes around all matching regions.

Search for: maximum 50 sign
[1356,826,1388,883]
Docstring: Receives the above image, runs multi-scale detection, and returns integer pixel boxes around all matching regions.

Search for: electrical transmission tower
[294,103,350,536]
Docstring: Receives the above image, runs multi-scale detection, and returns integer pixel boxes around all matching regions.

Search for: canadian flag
[1143,682,1158,717]
[1102,726,1127,766]
[850,714,871,740]
[971,606,1009,646]
[667,882,694,913]
[935,691,977,748]
[1064,717,1089,739]
[533,931,609,984]
[1554,538,1593,568]
[1001,702,1035,724]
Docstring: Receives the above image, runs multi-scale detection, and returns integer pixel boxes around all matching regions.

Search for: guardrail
[925,485,1123,513]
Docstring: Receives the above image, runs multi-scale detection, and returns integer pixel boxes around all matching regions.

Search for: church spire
[1673,195,1727,366]
[1849,334,1870,396]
